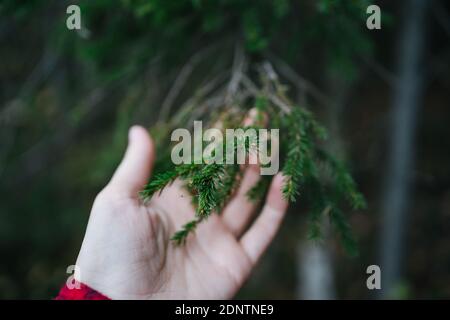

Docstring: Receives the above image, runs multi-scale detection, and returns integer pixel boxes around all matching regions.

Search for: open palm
[75,126,288,299]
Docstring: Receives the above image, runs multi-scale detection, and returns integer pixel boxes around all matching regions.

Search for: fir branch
[140,69,366,256]
[298,108,328,140]
[191,163,226,217]
[246,175,271,202]
[281,108,310,201]
[171,217,203,245]
[316,148,367,210]
[140,170,178,200]
[176,163,200,179]
[216,164,241,210]
[304,175,327,241]
[328,206,359,257]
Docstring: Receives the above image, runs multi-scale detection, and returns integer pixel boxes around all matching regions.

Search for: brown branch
[266,52,333,107]
[226,42,246,104]
[159,45,218,121]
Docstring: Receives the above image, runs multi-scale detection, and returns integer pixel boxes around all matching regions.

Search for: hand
[75,125,288,299]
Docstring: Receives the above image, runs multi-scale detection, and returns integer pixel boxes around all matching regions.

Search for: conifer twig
[141,61,366,254]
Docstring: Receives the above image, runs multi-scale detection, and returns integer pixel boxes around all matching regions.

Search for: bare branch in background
[172,71,229,127]
[159,45,218,122]
[0,46,59,177]
[226,42,246,104]
[241,70,291,113]
[266,52,333,107]
[361,57,397,87]
[7,85,115,187]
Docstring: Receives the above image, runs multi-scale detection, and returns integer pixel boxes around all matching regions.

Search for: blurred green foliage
[1,0,373,77]
[0,0,376,298]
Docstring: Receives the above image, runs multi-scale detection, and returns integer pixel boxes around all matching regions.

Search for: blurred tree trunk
[297,239,335,299]
[379,0,428,298]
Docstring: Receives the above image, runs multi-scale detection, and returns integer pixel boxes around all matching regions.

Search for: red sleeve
[55,281,110,300]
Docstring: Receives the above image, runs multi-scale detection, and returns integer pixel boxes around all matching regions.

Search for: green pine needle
[141,75,366,256]
[171,218,202,245]
[140,170,178,200]
[246,175,271,202]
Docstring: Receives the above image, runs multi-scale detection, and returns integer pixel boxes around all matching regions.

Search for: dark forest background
[0,0,449,299]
